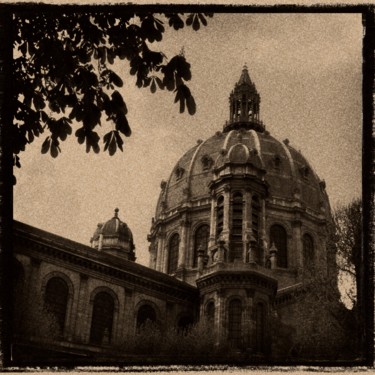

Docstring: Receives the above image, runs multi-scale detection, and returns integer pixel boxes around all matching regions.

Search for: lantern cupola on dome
[224,65,264,133]
[90,208,136,261]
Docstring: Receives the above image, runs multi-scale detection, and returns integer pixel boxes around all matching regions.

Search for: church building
[12,66,336,364]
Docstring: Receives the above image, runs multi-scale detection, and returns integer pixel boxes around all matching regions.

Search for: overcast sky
[14,13,362,266]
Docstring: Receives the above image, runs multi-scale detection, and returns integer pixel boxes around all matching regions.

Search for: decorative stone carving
[299,166,310,179]
[160,180,167,190]
[201,154,214,171]
[175,165,185,180]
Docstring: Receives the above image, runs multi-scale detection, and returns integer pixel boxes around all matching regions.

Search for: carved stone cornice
[196,270,277,296]
[14,226,199,304]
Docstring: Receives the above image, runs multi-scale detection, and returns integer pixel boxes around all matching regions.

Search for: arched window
[255,302,266,353]
[136,304,157,330]
[303,233,314,269]
[231,192,243,260]
[270,224,288,268]
[193,224,210,267]
[44,277,69,334]
[168,233,179,274]
[251,195,260,243]
[205,301,215,326]
[228,298,242,348]
[90,291,115,345]
[216,195,224,236]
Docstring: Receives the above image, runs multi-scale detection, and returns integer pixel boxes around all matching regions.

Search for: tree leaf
[41,137,50,154]
[110,71,123,88]
[150,78,156,93]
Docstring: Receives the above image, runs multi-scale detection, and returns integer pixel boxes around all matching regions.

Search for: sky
[14,13,363,266]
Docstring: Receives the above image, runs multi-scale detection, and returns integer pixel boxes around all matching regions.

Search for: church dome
[148,66,332,288]
[155,128,329,219]
[91,208,136,261]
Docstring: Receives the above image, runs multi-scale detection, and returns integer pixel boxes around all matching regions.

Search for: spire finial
[114,208,119,218]
[238,65,252,85]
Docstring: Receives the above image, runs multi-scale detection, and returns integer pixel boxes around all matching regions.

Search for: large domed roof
[155,129,329,219]
[149,66,332,287]
[155,67,330,221]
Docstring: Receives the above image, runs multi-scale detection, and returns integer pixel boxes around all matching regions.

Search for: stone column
[178,219,190,269]
[222,185,231,243]
[27,258,41,301]
[243,189,252,262]
[260,198,267,266]
[292,219,303,271]
[73,274,89,342]
[244,290,254,350]
[216,290,226,346]
[208,194,216,248]
[156,232,166,272]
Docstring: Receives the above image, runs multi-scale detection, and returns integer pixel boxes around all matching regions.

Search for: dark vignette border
[0,2,373,370]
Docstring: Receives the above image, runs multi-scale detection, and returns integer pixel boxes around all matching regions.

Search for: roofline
[13,220,198,296]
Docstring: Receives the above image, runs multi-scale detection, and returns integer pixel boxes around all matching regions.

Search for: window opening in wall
[193,224,210,267]
[136,304,157,331]
[216,196,224,237]
[255,302,266,353]
[90,291,115,345]
[270,224,288,268]
[231,192,243,261]
[168,233,179,274]
[44,277,69,335]
[303,233,314,271]
[228,298,242,348]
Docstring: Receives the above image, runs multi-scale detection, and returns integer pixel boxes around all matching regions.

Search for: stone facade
[12,67,337,363]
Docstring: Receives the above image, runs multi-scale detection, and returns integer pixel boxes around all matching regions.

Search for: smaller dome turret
[90,208,136,261]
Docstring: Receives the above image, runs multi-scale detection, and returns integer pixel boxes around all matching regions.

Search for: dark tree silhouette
[12,10,212,170]
[333,198,364,356]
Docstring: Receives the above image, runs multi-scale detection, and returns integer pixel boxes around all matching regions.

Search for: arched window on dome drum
[303,233,314,270]
[205,301,215,327]
[167,233,179,274]
[228,298,242,348]
[251,195,260,243]
[270,224,288,268]
[44,277,69,334]
[193,225,210,267]
[231,192,243,261]
[216,196,224,237]
[90,292,115,345]
[255,302,266,353]
[136,304,157,331]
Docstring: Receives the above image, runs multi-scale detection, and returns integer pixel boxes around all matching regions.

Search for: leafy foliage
[333,198,362,306]
[12,11,213,168]
[118,319,217,359]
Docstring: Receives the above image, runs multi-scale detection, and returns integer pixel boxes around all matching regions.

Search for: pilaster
[209,194,216,248]
[178,219,190,269]
[156,232,166,272]
[292,219,303,271]
[73,273,89,343]
[222,185,231,242]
